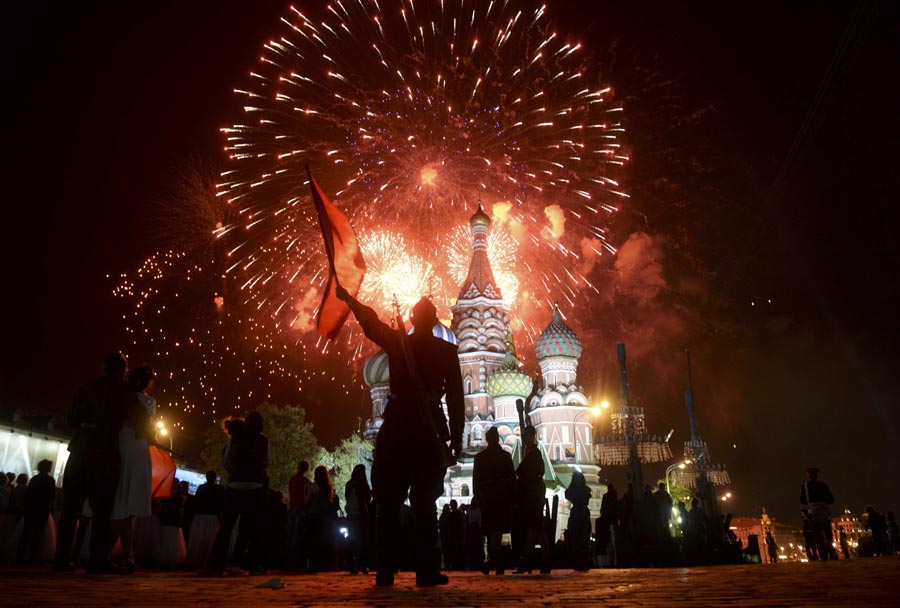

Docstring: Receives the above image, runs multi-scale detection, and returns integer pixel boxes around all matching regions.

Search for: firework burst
[218,0,628,336]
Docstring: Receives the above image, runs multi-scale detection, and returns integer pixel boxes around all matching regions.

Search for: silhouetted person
[473,426,515,574]
[765,530,778,563]
[800,467,837,560]
[684,497,709,565]
[565,470,592,571]
[653,482,673,541]
[287,459,313,570]
[17,459,55,565]
[337,286,464,587]
[887,511,900,555]
[865,506,889,556]
[307,465,340,571]
[203,411,269,575]
[439,504,451,569]
[446,499,465,569]
[186,471,223,569]
[465,497,484,570]
[595,481,617,561]
[110,365,156,572]
[801,509,818,560]
[838,526,851,559]
[0,475,10,512]
[54,352,129,573]
[261,487,288,570]
[345,463,372,574]
[514,426,550,574]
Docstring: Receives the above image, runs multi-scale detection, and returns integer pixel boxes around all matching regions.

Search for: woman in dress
[110,365,156,571]
[344,464,371,574]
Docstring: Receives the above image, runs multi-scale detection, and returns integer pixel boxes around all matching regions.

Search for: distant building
[362,205,605,537]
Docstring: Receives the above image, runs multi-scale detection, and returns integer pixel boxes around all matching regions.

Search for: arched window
[461,484,470,497]
[465,375,473,394]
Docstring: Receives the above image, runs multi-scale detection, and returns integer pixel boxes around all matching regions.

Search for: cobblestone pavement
[2,558,899,607]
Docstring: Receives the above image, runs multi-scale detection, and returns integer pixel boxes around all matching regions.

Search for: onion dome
[470,202,491,228]
[535,303,583,360]
[363,350,390,386]
[486,338,533,398]
[407,321,459,345]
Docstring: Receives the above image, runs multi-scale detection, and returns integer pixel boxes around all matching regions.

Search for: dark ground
[2,558,899,607]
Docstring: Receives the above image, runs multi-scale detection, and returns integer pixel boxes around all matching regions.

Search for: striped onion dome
[407,321,459,345]
[486,339,533,398]
[363,350,389,386]
[535,304,583,360]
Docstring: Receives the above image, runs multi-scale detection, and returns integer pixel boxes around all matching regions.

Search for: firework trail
[113,161,358,419]
[114,1,631,420]
[218,0,628,340]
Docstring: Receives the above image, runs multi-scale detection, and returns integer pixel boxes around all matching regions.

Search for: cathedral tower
[450,204,509,423]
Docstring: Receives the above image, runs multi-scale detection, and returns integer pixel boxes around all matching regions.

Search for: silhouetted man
[653,482,673,541]
[54,352,129,573]
[473,426,515,574]
[800,467,837,560]
[18,459,55,565]
[337,286,463,587]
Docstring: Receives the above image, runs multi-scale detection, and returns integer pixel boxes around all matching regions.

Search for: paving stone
[1,558,898,607]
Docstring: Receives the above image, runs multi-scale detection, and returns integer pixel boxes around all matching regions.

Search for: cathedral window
[461,484,470,497]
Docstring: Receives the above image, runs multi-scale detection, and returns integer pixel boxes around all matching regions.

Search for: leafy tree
[199,402,322,493]
[327,434,374,497]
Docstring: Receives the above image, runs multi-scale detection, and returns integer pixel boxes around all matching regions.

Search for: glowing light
[420,165,439,187]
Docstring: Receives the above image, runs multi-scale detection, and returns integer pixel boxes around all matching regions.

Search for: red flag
[307,166,366,340]
[149,445,177,499]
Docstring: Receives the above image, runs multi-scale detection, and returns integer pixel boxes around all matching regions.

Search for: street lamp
[572,404,604,463]
[156,418,173,451]
[665,459,691,496]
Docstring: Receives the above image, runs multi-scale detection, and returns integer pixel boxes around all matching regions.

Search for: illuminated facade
[362,206,606,536]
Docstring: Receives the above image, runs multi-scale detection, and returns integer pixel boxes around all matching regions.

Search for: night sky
[3,1,899,523]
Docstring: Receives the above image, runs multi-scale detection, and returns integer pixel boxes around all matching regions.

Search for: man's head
[410,297,437,330]
[450,499,458,510]
[658,482,665,491]
[486,426,500,446]
[206,470,217,484]
[127,365,155,392]
[806,467,819,481]
[297,459,310,475]
[37,459,52,474]
[104,351,128,379]
[246,410,264,434]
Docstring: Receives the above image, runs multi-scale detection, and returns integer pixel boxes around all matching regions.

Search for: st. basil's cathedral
[361,205,606,538]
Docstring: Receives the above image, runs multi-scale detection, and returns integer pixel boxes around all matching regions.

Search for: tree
[327,434,374,498]
[199,402,322,493]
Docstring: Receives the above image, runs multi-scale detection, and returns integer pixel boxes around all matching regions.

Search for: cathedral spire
[458,202,502,301]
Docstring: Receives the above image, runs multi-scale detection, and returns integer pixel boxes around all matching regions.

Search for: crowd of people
[2,304,897,582]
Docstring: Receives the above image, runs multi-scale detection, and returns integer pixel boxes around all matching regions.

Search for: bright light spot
[156,421,165,429]
[600,400,610,409]
[420,165,438,186]
[159,428,169,436]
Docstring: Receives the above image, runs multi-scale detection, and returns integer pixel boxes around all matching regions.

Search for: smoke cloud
[291,288,321,332]
[542,204,566,241]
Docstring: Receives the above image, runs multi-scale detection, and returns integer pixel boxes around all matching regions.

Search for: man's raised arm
[335,284,395,351]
